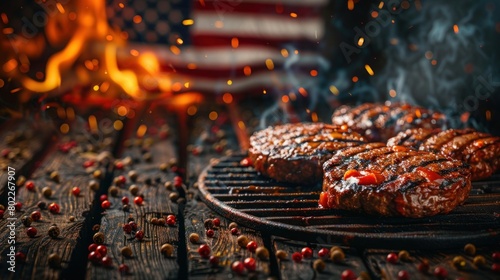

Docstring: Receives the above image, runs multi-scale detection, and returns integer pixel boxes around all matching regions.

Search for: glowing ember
[365,65,375,76]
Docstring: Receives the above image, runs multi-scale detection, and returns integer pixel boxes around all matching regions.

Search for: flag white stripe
[200,0,328,6]
[192,12,324,41]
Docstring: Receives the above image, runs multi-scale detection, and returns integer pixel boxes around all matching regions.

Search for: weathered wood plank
[0,115,117,279]
[86,117,180,279]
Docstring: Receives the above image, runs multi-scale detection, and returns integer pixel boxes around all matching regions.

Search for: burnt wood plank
[0,115,117,279]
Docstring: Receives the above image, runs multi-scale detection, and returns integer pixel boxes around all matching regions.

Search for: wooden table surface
[0,105,499,280]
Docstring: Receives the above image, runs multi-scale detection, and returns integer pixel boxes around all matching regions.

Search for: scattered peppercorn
[15,252,26,262]
[247,241,258,253]
[21,215,32,227]
[48,225,60,238]
[26,181,35,192]
[71,186,81,196]
[128,170,138,182]
[492,263,500,273]
[121,246,133,258]
[418,258,430,272]
[48,253,61,268]
[398,250,411,262]
[37,201,47,210]
[164,182,173,191]
[204,219,214,229]
[69,215,75,222]
[209,255,219,267]
[452,256,467,269]
[161,243,174,257]
[122,204,130,212]
[341,269,357,280]
[89,180,99,191]
[169,192,179,202]
[42,187,53,198]
[318,248,330,259]
[357,271,371,280]
[230,227,239,235]
[228,222,238,229]
[92,224,100,231]
[159,163,168,172]
[244,257,256,271]
[14,202,22,211]
[397,270,409,280]
[330,249,345,263]
[301,247,313,259]
[109,186,119,197]
[464,243,476,256]
[212,218,221,227]
[189,233,200,244]
[237,235,249,248]
[88,251,102,264]
[313,259,326,272]
[292,252,302,263]
[433,266,448,279]
[198,244,211,258]
[101,200,111,209]
[93,232,105,244]
[206,229,215,238]
[134,196,143,206]
[473,255,486,267]
[276,250,288,260]
[129,185,139,196]
[386,253,399,264]
[493,252,500,263]
[26,227,37,238]
[135,230,145,241]
[129,221,138,230]
[119,263,129,274]
[256,246,269,260]
[231,261,245,275]
[50,171,60,183]
[101,256,113,267]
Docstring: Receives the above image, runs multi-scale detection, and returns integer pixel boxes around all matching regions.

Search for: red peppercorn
[128,221,138,231]
[243,257,256,271]
[173,176,183,188]
[198,244,211,258]
[72,186,81,196]
[318,248,330,259]
[167,214,176,221]
[26,227,37,237]
[26,181,35,192]
[246,241,258,253]
[230,227,239,235]
[386,253,399,264]
[135,230,145,241]
[99,194,108,202]
[231,261,245,275]
[418,260,430,273]
[101,200,111,209]
[341,269,357,280]
[116,175,126,185]
[88,243,98,252]
[119,264,129,274]
[15,252,26,262]
[492,263,500,273]
[83,160,95,168]
[292,252,302,263]
[212,218,220,227]
[209,256,219,267]
[301,247,313,259]
[134,196,143,206]
[122,223,132,234]
[96,245,107,256]
[14,202,22,211]
[0,210,4,219]
[206,229,215,238]
[48,203,60,214]
[101,256,113,267]
[88,251,102,263]
[493,252,500,263]
[433,266,448,279]
[1,148,10,158]
[115,162,124,170]
[166,217,176,226]
[121,196,129,205]
[397,270,410,280]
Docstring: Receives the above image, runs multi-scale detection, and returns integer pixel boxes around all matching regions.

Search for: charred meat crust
[249,123,366,184]
[322,143,472,218]
[332,103,446,142]
[388,128,500,180]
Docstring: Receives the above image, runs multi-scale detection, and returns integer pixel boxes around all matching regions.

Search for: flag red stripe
[191,34,320,49]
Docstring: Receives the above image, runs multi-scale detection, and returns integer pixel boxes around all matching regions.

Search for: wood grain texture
[364,248,500,280]
[0,117,114,279]
[86,120,180,279]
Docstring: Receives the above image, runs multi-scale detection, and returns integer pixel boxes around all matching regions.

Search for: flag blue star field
[107,0,328,95]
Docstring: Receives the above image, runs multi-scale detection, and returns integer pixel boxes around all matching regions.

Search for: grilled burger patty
[388,128,500,180]
[320,143,472,217]
[331,103,446,142]
[249,123,366,184]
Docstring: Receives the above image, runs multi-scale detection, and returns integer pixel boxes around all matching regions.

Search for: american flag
[107,0,328,96]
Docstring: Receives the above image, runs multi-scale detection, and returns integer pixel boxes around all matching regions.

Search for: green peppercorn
[48,225,60,238]
[161,243,174,257]
[398,250,411,262]
[169,192,179,202]
[128,170,138,182]
[89,180,99,191]
[276,250,288,260]
[164,182,173,191]
[256,247,269,260]
[93,232,105,244]
[189,233,200,244]
[129,185,139,196]
[42,187,53,198]
[453,256,466,269]
[237,235,249,248]
[473,255,486,266]
[464,243,476,256]
[109,186,119,197]
[159,163,168,172]
[50,171,60,183]
[228,222,238,230]
[330,249,345,263]
[93,170,102,179]
[313,259,326,272]
[21,215,32,227]
[121,246,133,258]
